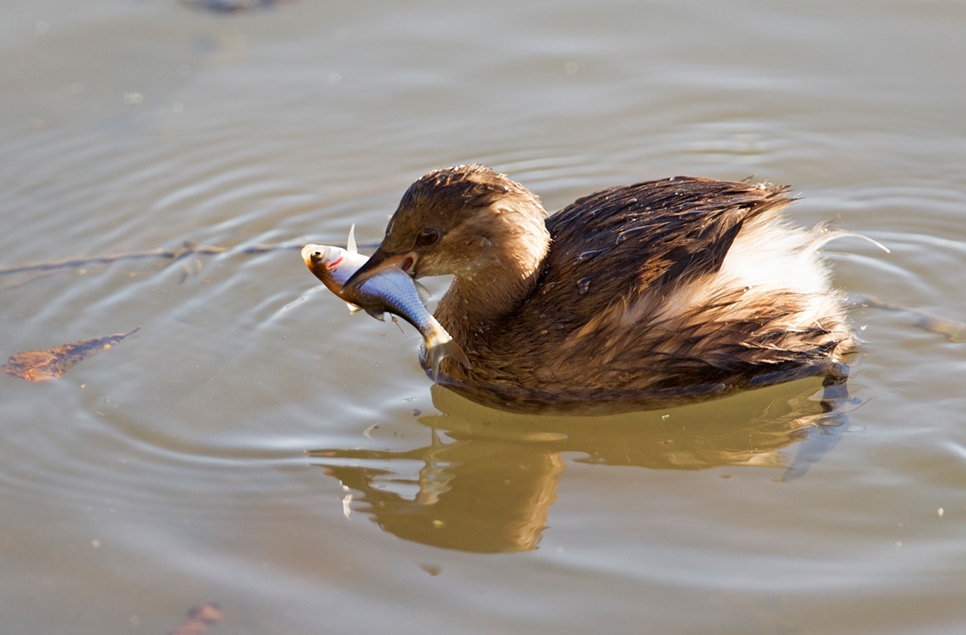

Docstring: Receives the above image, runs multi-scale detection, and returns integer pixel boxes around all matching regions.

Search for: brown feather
[365,165,853,413]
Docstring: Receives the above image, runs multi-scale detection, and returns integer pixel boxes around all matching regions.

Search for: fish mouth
[344,249,416,288]
[301,244,325,267]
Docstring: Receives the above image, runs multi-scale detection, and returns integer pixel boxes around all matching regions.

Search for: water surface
[2,1,966,633]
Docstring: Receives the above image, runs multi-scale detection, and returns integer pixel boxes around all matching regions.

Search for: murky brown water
[2,1,966,633]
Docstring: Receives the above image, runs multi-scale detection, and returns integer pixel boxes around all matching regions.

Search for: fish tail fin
[425,332,471,383]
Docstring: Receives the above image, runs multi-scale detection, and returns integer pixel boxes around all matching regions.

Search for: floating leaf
[2,327,141,382]
[170,603,224,635]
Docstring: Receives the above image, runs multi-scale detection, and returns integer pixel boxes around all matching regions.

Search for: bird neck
[435,216,550,346]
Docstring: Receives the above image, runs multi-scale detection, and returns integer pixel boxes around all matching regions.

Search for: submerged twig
[0,239,379,278]
[853,293,966,342]
[0,242,225,276]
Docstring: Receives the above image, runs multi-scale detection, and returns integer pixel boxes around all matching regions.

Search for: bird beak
[343,248,416,289]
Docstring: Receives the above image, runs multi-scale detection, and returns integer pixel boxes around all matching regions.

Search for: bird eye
[416,228,439,247]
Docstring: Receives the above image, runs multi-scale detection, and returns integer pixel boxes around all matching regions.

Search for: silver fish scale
[354,269,434,333]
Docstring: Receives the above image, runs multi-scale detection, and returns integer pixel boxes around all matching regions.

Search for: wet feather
[342,166,870,413]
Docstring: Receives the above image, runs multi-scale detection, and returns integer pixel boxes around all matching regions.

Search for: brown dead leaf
[2,327,140,382]
[169,603,224,635]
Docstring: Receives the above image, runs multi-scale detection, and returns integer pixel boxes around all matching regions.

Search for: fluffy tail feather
[811,224,890,254]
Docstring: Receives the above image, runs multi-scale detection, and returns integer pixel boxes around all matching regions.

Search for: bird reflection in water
[308,377,855,553]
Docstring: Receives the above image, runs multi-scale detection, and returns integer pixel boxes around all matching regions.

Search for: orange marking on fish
[327,255,344,269]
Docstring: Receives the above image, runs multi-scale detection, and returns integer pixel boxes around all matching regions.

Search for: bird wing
[527,176,792,324]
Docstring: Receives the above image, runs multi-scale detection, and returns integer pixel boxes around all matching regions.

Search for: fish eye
[416,228,439,247]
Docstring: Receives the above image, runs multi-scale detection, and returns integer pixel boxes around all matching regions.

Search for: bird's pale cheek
[413,256,443,278]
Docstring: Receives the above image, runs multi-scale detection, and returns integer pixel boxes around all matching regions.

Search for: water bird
[302,226,470,379]
[344,165,873,413]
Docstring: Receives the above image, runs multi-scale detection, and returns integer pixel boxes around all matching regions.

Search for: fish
[302,225,471,381]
